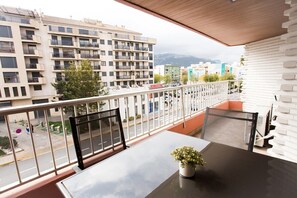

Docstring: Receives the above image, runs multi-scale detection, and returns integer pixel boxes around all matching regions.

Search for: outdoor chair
[201,107,258,152]
[69,108,127,170]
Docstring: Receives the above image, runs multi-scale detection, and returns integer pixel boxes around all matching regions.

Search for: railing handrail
[0,81,229,116]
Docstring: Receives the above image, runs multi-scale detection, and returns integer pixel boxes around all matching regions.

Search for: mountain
[154,53,219,67]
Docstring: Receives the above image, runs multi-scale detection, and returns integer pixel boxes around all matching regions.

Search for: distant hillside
[154,53,219,67]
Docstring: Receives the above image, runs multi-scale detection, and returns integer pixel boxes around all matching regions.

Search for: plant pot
[179,162,195,178]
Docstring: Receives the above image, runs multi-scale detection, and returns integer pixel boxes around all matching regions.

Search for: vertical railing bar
[108,104,115,151]
[59,107,70,164]
[181,87,186,128]
[133,96,137,138]
[44,109,57,174]
[140,94,144,135]
[125,97,130,140]
[158,92,161,128]
[4,115,22,184]
[147,93,150,135]
[26,112,41,176]
[86,103,94,154]
[171,90,174,124]
[163,91,165,126]
[152,92,155,130]
[97,101,104,151]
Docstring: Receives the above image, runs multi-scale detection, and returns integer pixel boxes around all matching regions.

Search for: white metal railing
[0,81,240,192]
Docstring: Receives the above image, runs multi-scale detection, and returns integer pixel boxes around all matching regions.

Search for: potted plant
[171,146,205,178]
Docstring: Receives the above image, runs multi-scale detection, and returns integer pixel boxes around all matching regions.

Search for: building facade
[0,6,156,117]
[154,64,180,83]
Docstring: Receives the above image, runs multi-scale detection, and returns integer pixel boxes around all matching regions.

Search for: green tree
[220,73,235,81]
[163,74,172,84]
[52,60,107,113]
[154,74,163,83]
[181,71,188,85]
[190,74,199,82]
[203,74,219,82]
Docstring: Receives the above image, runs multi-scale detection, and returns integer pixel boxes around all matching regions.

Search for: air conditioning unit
[254,106,273,147]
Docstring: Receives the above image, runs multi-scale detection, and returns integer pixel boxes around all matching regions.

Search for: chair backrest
[69,108,127,170]
[201,107,258,152]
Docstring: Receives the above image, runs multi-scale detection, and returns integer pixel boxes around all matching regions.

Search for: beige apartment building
[0,6,156,119]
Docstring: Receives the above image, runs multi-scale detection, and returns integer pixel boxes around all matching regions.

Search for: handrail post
[181,87,186,128]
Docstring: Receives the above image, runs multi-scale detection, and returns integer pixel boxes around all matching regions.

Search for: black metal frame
[201,107,258,152]
[69,108,127,170]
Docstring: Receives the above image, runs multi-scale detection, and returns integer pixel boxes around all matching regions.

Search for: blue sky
[1,0,244,63]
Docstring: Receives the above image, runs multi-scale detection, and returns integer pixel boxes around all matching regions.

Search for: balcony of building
[78,54,100,59]
[115,65,132,70]
[134,46,148,51]
[135,65,149,70]
[134,56,148,61]
[23,49,42,57]
[116,75,132,80]
[52,52,76,59]
[79,41,99,48]
[50,40,76,48]
[25,63,44,71]
[0,44,15,53]
[52,65,70,71]
[113,33,130,40]
[27,77,46,85]
[21,34,41,43]
[135,74,149,80]
[114,45,131,51]
[114,55,131,61]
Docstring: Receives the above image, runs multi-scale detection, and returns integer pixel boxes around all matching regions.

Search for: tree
[240,55,245,66]
[181,71,188,85]
[154,74,163,83]
[220,73,235,81]
[203,74,219,82]
[163,74,172,84]
[190,74,199,82]
[52,60,107,113]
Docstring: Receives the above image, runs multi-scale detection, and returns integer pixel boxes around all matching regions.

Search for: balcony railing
[115,66,131,70]
[0,81,240,192]
[115,55,130,60]
[0,46,15,53]
[51,40,74,46]
[135,56,148,60]
[79,42,99,48]
[53,65,70,70]
[79,54,100,59]
[135,75,149,79]
[134,36,149,41]
[134,47,148,51]
[114,45,130,50]
[114,34,130,39]
[52,53,75,58]
[93,65,101,70]
[25,63,44,70]
[116,75,132,79]
[135,66,149,69]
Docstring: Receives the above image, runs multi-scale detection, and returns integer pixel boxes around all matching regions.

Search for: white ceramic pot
[179,161,196,178]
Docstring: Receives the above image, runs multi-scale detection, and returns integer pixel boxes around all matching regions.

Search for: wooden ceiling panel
[116,0,289,46]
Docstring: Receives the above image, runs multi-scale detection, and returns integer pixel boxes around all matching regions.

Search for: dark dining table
[57,131,297,198]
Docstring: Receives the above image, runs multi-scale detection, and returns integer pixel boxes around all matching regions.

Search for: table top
[57,131,210,198]
[147,142,297,198]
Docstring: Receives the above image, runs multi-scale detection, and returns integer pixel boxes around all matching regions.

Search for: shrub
[0,149,5,156]
[136,114,141,119]
[128,116,134,121]
[0,136,18,149]
[123,119,127,123]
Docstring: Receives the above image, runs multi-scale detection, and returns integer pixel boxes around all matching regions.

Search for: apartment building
[154,64,180,83]
[0,5,156,119]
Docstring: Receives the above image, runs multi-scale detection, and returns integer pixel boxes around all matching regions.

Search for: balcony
[115,66,131,70]
[27,77,46,84]
[134,56,148,61]
[52,53,75,59]
[53,65,70,71]
[114,45,130,50]
[93,65,101,70]
[134,46,148,51]
[114,55,131,60]
[23,49,42,57]
[78,54,100,59]
[25,63,44,71]
[79,41,99,48]
[113,33,130,40]
[135,75,149,79]
[116,75,132,79]
[135,65,149,70]
[21,35,41,43]
[0,46,15,53]
[50,40,74,47]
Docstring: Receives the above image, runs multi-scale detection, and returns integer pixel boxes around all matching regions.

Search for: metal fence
[0,80,241,192]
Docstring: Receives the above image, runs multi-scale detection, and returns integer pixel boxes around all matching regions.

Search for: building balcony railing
[53,65,70,70]
[114,34,130,40]
[21,35,41,43]
[135,75,149,79]
[116,75,132,79]
[25,63,44,70]
[134,47,148,51]
[23,49,42,57]
[135,56,148,61]
[79,54,100,59]
[114,45,130,50]
[93,65,101,70]
[50,40,74,46]
[0,80,240,193]
[115,66,132,70]
[27,77,46,84]
[115,55,131,60]
[79,42,99,48]
[0,46,15,53]
[134,36,149,41]
[52,53,75,58]
[135,66,149,69]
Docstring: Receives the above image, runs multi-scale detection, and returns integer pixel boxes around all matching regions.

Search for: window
[110,82,114,86]
[109,72,114,76]
[102,72,107,76]
[108,51,113,56]
[0,57,17,68]
[103,82,107,86]
[33,85,42,91]
[79,29,89,35]
[21,87,26,96]
[58,26,65,32]
[12,87,18,97]
[100,39,105,45]
[0,41,14,53]
[0,25,12,38]
[149,44,153,51]
[4,87,10,97]
[107,40,112,45]
[100,50,106,55]
[3,72,19,83]
[61,37,73,46]
[101,61,106,66]
[109,61,113,66]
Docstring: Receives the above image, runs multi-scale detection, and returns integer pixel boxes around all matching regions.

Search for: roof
[116,0,289,46]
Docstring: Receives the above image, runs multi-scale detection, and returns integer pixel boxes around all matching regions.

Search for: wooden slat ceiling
[116,0,289,46]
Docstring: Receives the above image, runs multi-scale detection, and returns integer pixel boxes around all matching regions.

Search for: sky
[1,0,244,63]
